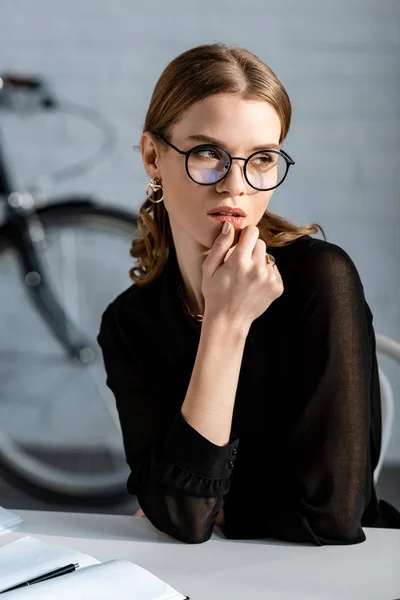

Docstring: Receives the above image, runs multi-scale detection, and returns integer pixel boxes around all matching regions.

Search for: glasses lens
[187,145,230,185]
[245,151,287,190]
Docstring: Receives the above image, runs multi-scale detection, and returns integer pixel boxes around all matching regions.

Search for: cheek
[160,154,187,191]
[164,179,207,226]
[259,191,274,212]
[162,172,191,211]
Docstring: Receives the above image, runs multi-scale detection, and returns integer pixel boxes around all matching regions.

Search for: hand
[202,222,284,327]
[135,507,146,517]
[214,508,225,527]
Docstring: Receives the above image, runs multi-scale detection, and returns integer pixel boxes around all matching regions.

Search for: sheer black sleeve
[223,242,377,545]
[97,303,239,544]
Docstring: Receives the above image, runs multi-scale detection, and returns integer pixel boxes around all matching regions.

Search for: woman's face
[141,93,282,254]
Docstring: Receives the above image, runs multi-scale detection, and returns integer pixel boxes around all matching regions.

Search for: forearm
[130,315,246,542]
[181,315,250,446]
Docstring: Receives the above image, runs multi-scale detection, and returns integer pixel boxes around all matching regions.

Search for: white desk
[1,509,399,600]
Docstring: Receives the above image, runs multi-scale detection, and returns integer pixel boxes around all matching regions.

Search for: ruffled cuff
[156,461,233,497]
[164,410,239,475]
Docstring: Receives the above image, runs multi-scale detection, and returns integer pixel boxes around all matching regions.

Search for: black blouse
[97,234,400,545]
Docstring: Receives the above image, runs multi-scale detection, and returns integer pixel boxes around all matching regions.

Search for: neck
[178,271,204,318]
[172,243,205,317]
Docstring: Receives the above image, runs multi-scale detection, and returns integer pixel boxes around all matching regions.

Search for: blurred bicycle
[0,73,140,506]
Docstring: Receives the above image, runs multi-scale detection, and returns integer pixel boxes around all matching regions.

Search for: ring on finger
[265,253,276,267]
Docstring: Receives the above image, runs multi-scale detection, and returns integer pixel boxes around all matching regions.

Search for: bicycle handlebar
[0,72,118,192]
[0,72,58,111]
[1,74,42,90]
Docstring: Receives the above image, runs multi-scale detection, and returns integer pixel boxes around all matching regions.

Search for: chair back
[373,334,399,485]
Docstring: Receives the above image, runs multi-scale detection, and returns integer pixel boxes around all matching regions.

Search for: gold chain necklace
[176,273,204,323]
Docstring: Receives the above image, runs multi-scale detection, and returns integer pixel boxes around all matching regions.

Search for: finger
[224,243,237,263]
[252,239,267,264]
[203,221,235,274]
[230,226,261,264]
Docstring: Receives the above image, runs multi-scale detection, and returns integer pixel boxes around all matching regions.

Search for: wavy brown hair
[129,43,327,286]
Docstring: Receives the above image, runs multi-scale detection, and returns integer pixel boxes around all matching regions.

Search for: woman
[97,43,400,545]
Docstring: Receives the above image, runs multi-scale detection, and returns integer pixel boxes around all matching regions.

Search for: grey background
[0,0,399,512]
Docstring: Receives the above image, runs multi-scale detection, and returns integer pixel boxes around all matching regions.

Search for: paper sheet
[0,507,23,535]
[0,536,99,592]
[0,536,186,600]
[3,560,186,600]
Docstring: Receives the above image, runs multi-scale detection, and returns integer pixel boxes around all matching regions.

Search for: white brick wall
[1,0,399,461]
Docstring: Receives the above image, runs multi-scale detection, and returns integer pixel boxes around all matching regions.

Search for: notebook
[0,536,189,599]
[0,507,23,535]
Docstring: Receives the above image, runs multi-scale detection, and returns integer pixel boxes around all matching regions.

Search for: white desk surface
[1,509,399,600]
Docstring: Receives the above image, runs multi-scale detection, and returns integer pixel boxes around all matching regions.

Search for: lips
[208,214,245,227]
[207,205,247,217]
[212,212,241,216]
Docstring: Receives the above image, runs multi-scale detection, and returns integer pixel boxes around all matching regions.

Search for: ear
[140,132,163,180]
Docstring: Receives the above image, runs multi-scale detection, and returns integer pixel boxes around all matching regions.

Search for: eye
[192,146,223,160]
[256,153,273,164]
[250,152,277,167]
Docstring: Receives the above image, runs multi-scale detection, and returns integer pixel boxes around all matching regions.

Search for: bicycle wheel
[0,199,141,505]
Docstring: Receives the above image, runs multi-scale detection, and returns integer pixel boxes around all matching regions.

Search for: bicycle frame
[0,128,97,362]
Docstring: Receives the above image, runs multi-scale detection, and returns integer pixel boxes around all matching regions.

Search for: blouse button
[232,448,238,456]
[228,461,234,469]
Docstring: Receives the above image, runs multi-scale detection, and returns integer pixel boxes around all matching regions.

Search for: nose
[217,160,247,196]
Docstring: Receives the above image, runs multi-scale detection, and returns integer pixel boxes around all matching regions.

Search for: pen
[0,562,80,593]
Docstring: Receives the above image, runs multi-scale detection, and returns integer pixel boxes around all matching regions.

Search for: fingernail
[222,221,231,235]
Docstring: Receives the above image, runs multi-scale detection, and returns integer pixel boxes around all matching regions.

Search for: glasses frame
[154,132,295,191]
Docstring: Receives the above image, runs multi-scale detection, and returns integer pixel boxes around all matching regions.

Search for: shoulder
[106,268,163,316]
[272,235,370,326]
[274,235,363,290]
[273,234,355,265]
[98,276,162,345]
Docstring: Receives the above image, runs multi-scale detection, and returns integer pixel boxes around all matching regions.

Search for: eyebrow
[185,134,281,152]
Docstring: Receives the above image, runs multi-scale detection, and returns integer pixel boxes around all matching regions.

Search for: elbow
[329,523,366,545]
[170,524,213,544]
[137,485,216,545]
[146,510,214,544]
[300,496,367,545]
[311,518,366,546]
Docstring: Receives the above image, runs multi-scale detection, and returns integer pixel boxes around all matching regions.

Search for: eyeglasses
[154,132,295,191]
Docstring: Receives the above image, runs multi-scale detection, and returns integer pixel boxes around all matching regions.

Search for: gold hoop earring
[146,178,164,203]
